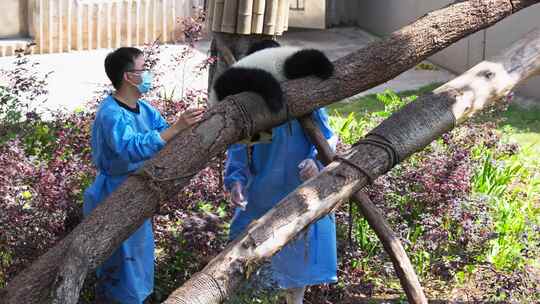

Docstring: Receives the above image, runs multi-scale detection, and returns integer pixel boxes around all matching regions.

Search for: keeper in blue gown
[224,109,338,304]
[83,47,204,303]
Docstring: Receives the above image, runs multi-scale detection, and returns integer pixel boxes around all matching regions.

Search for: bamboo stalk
[152,0,157,42]
[38,0,44,53]
[143,0,149,44]
[275,0,288,35]
[91,3,98,49]
[58,0,63,52]
[170,0,176,43]
[221,0,239,33]
[283,0,289,31]
[126,0,132,46]
[251,0,265,34]
[162,0,168,42]
[97,3,103,49]
[82,3,89,50]
[76,1,82,51]
[49,0,54,53]
[263,0,278,35]
[207,0,216,33]
[115,1,121,47]
[236,0,253,34]
[135,0,141,46]
[212,0,225,32]
[106,1,112,49]
[67,0,72,51]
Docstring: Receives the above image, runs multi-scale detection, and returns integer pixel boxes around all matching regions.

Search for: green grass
[326,83,442,116]
[497,104,540,156]
[471,146,540,272]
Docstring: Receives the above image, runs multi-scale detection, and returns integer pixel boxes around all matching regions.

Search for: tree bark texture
[164,27,540,303]
[298,116,427,304]
[3,1,540,303]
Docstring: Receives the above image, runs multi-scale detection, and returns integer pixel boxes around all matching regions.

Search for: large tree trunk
[4,1,539,303]
[164,28,540,304]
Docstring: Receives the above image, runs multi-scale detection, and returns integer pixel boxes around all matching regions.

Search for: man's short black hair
[104,47,143,90]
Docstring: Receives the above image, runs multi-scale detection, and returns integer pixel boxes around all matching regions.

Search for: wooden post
[262,0,278,35]
[207,0,216,34]
[221,0,238,33]
[275,0,288,35]
[236,0,253,34]
[251,0,265,34]
[212,0,225,32]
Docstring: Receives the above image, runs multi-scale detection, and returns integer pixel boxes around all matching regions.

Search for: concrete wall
[289,0,327,29]
[0,0,29,38]
[328,0,540,99]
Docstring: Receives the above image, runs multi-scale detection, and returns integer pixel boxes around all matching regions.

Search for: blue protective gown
[225,108,338,289]
[83,95,168,303]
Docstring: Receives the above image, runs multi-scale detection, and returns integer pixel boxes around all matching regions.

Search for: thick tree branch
[4,1,539,303]
[49,244,89,304]
[354,192,426,303]
[164,27,540,303]
[213,33,237,66]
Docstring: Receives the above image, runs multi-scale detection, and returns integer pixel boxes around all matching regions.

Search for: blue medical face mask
[137,71,153,94]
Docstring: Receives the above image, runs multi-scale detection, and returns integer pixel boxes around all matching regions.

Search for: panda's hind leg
[284,49,334,80]
[213,67,284,113]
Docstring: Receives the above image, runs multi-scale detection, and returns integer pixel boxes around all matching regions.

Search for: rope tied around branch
[167,272,227,303]
[198,272,227,302]
[333,135,399,184]
[129,166,199,209]
[357,135,400,169]
[229,95,256,139]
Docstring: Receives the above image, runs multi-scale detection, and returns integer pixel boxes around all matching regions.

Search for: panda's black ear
[246,39,281,56]
[284,49,334,80]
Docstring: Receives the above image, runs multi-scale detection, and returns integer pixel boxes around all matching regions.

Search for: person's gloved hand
[298,159,320,182]
[230,182,247,210]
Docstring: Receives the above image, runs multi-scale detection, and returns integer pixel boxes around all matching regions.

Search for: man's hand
[173,108,205,132]
[160,108,205,142]
[298,159,319,182]
[230,182,247,210]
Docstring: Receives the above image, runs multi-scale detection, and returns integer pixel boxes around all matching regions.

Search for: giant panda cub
[209,39,334,145]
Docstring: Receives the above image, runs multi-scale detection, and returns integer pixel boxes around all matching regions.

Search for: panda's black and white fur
[209,39,334,144]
